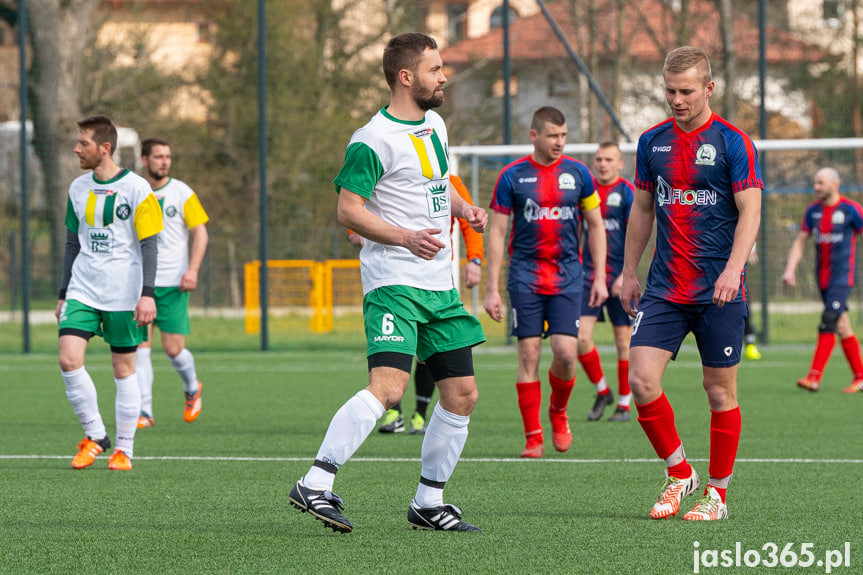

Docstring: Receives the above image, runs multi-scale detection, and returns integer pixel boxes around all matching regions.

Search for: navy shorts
[630,296,747,367]
[509,290,581,338]
[581,293,633,327]
[821,285,852,314]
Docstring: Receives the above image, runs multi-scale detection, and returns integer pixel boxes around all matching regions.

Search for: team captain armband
[579,191,601,211]
[134,193,164,240]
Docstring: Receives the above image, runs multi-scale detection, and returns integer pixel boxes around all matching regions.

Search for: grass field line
[2,454,862,464]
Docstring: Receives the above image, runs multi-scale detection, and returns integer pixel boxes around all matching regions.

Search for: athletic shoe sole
[289,480,353,533]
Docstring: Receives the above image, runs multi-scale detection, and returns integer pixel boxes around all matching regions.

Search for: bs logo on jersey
[425,179,449,219]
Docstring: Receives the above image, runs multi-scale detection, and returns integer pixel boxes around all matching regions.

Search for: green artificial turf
[0,346,860,574]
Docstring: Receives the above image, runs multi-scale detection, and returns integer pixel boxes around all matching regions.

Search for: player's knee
[164,346,184,359]
[628,371,660,402]
[438,381,478,416]
[819,310,841,333]
[58,353,83,372]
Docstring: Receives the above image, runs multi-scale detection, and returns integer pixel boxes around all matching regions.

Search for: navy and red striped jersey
[491,155,599,295]
[801,196,863,290]
[582,177,634,286]
[634,113,763,304]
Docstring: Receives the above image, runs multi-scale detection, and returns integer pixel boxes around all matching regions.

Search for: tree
[717,0,736,121]
[26,0,101,278]
[194,0,424,266]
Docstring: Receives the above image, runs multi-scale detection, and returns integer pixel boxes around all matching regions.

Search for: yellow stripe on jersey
[85,191,98,227]
[134,193,164,240]
[409,134,434,180]
[182,194,210,229]
[580,191,600,211]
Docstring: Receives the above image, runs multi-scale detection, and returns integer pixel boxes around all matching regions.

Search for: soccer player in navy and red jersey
[782,168,863,394]
[484,106,608,458]
[620,46,762,521]
[578,142,635,422]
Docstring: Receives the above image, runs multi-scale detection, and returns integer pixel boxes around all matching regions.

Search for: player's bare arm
[337,187,444,260]
[713,187,761,306]
[583,206,609,308]
[180,223,209,292]
[482,211,509,322]
[621,187,655,316]
[781,231,809,287]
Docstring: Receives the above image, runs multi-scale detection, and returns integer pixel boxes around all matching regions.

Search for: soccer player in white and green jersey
[135,138,209,428]
[289,33,489,533]
[56,115,163,471]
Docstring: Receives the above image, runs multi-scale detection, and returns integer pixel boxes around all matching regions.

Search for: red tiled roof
[441,0,828,67]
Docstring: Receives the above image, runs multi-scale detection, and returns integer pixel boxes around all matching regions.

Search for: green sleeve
[64,196,79,233]
[333,142,383,199]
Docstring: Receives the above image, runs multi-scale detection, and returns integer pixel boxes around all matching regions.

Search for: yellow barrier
[244,259,361,334]
[244,258,487,335]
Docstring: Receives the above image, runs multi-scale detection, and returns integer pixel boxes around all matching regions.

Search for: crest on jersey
[166,205,178,218]
[88,227,114,254]
[832,211,846,225]
[695,144,716,166]
[424,179,449,219]
[116,204,132,220]
[607,192,622,207]
[558,173,576,190]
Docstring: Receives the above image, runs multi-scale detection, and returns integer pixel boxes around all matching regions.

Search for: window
[490,5,518,29]
[823,0,845,28]
[492,75,519,98]
[548,75,574,97]
[447,2,468,44]
[197,21,215,44]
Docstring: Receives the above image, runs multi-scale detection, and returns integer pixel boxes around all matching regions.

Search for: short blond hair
[663,46,712,84]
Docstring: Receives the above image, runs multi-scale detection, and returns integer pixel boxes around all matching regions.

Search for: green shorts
[58,299,147,347]
[153,287,191,334]
[363,285,486,362]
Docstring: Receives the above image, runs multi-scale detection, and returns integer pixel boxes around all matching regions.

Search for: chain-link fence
[3,1,863,351]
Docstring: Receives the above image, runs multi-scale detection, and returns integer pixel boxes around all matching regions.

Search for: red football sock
[578,347,606,388]
[617,359,631,397]
[708,407,741,503]
[841,335,863,379]
[709,486,728,503]
[548,370,575,416]
[636,392,686,476]
[516,381,542,440]
[808,332,836,380]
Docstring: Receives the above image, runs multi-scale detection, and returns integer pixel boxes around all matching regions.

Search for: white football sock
[62,366,107,441]
[114,374,141,458]
[305,389,384,491]
[169,348,199,394]
[707,474,733,490]
[664,444,686,468]
[617,393,632,408]
[136,347,153,416]
[595,376,609,393]
[414,402,469,508]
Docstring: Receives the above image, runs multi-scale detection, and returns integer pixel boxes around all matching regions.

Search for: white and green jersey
[151,177,209,287]
[334,107,453,294]
[64,169,163,311]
